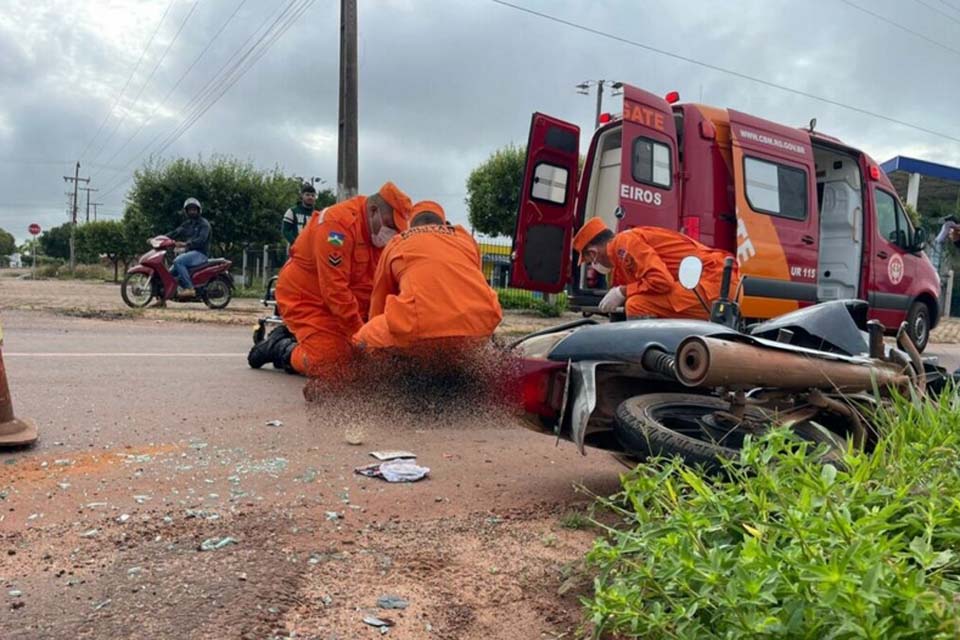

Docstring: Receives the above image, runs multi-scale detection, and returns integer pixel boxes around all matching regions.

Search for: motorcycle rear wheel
[202,276,232,309]
[121,272,154,308]
[614,392,846,470]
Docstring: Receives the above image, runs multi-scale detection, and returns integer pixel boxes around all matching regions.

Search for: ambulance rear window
[743,156,807,221]
[631,137,672,189]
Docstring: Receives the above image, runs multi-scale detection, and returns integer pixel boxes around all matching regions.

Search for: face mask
[372,226,397,247]
[591,261,611,275]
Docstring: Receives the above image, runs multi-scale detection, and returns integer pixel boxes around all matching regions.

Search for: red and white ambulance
[510,84,941,350]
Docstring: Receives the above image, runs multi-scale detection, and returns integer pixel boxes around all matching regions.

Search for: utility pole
[63,162,89,272]
[576,80,624,129]
[80,187,98,223]
[91,202,103,222]
[336,0,358,202]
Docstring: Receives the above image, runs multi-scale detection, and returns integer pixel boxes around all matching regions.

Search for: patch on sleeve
[327,252,343,267]
[327,231,345,247]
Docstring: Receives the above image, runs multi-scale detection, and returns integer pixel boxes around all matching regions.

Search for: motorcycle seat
[189,258,228,271]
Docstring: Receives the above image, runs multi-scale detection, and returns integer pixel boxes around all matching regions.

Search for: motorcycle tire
[202,275,232,310]
[121,272,155,308]
[614,393,847,470]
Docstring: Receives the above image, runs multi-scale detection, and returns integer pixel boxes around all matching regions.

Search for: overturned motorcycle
[511,257,953,468]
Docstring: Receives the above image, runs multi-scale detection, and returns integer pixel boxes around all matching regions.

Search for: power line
[938,0,960,14]
[151,0,310,156]
[0,159,125,172]
[91,0,249,182]
[87,1,199,167]
[488,0,960,144]
[77,0,174,161]
[98,1,303,197]
[837,0,960,59]
[99,0,314,199]
[912,0,960,24]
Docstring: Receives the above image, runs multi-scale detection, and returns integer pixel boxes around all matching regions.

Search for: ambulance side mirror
[679,256,703,290]
[912,228,926,252]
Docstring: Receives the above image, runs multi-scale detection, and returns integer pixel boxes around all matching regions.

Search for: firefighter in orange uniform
[248,182,413,375]
[572,218,738,319]
[353,201,503,350]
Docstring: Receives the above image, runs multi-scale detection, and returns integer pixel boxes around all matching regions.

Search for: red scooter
[121,236,234,309]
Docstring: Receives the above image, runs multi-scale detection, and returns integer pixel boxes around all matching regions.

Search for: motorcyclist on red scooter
[167,197,211,298]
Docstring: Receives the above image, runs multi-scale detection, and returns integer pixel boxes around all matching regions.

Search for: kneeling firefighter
[353,201,503,351]
[572,218,739,319]
[248,182,413,375]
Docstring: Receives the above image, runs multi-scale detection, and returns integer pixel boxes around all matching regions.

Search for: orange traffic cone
[0,332,37,448]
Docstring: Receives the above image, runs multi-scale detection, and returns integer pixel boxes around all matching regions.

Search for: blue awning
[880,156,960,182]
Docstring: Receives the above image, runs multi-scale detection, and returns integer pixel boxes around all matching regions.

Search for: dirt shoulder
[0,277,576,335]
[0,309,619,638]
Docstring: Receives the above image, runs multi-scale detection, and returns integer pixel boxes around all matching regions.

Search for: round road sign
[28,223,41,236]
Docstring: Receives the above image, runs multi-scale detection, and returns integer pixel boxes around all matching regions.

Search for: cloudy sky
[2,0,959,243]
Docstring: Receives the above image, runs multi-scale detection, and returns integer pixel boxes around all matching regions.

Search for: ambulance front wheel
[906,301,930,352]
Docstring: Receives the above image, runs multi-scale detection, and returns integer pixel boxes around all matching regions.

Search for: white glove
[598,286,626,313]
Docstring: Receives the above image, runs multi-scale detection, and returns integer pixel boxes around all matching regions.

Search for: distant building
[478,241,512,287]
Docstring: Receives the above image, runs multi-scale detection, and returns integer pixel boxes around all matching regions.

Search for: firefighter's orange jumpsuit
[353,219,503,350]
[608,227,738,319]
[275,197,382,376]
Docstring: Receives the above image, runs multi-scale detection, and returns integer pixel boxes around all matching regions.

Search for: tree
[124,155,334,260]
[76,220,136,282]
[466,145,526,237]
[39,224,71,260]
[0,228,15,266]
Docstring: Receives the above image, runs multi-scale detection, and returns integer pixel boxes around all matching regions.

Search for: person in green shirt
[282,183,318,245]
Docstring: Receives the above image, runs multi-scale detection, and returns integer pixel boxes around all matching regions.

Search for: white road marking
[3,352,244,357]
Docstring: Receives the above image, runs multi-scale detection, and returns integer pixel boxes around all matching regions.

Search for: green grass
[36,263,113,280]
[495,287,567,317]
[232,285,267,299]
[559,509,593,531]
[585,391,960,639]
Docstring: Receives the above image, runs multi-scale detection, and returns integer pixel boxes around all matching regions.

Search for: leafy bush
[34,263,112,280]
[34,264,61,278]
[586,392,960,639]
[496,288,567,317]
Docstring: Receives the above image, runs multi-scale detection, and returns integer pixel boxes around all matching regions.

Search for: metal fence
[234,243,288,289]
[476,240,556,311]
[231,239,556,310]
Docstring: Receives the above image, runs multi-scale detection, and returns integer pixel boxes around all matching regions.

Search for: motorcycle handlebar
[719,257,734,302]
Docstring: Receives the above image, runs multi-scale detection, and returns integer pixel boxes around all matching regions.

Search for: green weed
[585,391,960,639]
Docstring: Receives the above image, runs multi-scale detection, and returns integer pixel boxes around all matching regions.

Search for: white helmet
[183,197,202,213]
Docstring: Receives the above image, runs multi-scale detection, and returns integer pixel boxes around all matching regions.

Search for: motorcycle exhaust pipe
[675,336,909,392]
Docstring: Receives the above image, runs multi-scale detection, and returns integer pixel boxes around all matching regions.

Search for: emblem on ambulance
[888,254,904,285]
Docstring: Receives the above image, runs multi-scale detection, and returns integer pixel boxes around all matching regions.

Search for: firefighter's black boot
[272,336,298,374]
[247,326,293,369]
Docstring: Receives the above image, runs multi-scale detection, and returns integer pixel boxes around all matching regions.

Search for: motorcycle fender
[555,359,572,438]
[569,360,615,455]
[126,265,154,277]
